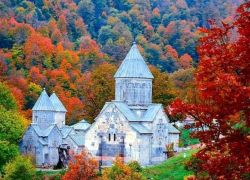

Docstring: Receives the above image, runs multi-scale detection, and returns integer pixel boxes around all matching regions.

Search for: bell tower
[32,89,56,129]
[114,42,154,106]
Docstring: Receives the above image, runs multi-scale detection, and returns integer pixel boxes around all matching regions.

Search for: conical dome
[49,93,67,112]
[32,89,55,111]
[114,42,154,79]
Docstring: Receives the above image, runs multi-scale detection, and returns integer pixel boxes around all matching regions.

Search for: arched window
[127,83,134,104]
[134,84,139,104]
[140,83,146,104]
[144,84,148,104]
[108,133,111,141]
[114,134,116,141]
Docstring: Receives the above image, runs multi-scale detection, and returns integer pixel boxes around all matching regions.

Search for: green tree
[0,107,26,143]
[77,0,95,25]
[0,141,19,172]
[98,25,117,45]
[0,83,17,111]
[179,129,199,147]
[150,66,176,107]
[25,82,42,109]
[3,155,35,180]
[170,68,198,103]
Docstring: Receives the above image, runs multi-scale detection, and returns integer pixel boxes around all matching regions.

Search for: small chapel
[20,42,180,167]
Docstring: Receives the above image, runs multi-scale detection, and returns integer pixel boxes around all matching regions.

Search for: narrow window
[114,134,116,141]
[108,133,111,141]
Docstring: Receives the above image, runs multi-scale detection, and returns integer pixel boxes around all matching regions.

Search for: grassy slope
[142,149,198,180]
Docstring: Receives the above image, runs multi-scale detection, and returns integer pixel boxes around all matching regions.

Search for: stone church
[20,42,179,167]
[19,91,88,166]
[84,42,179,166]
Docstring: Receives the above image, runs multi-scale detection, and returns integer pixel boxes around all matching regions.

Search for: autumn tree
[0,82,17,111]
[170,68,198,103]
[170,2,250,179]
[78,62,116,122]
[101,157,145,180]
[3,155,36,180]
[24,32,54,69]
[179,53,193,69]
[62,150,98,180]
[150,66,176,107]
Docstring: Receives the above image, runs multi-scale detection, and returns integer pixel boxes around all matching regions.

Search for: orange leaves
[57,91,84,124]
[170,2,250,179]
[165,21,176,35]
[79,36,103,58]
[47,69,70,87]
[78,62,116,122]
[165,45,178,60]
[179,53,192,69]
[29,67,47,86]
[62,150,98,180]
[152,8,160,17]
[24,32,54,68]
[101,157,144,180]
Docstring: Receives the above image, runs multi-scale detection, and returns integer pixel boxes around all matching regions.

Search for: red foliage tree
[24,32,54,68]
[29,67,47,86]
[179,53,192,69]
[62,150,98,180]
[165,45,178,60]
[170,2,250,179]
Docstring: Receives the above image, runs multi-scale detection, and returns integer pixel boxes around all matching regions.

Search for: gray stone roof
[112,102,137,121]
[70,134,85,146]
[167,124,180,134]
[140,104,162,122]
[130,123,152,134]
[49,93,67,112]
[111,102,161,122]
[114,42,154,79]
[38,138,48,145]
[32,124,56,137]
[71,119,90,131]
[32,90,56,111]
[60,126,74,138]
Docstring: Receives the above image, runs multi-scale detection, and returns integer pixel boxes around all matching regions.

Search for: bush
[0,141,19,173]
[3,155,35,180]
[101,157,145,180]
[180,129,199,147]
[127,161,142,173]
[62,150,98,180]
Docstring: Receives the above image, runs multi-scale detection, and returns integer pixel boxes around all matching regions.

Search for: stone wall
[115,78,152,106]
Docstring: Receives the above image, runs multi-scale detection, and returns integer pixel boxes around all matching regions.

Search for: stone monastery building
[20,43,180,166]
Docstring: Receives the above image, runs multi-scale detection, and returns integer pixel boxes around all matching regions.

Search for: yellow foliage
[101,157,145,180]
[107,16,119,26]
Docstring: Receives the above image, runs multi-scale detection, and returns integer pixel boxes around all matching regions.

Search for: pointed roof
[114,42,154,79]
[49,92,67,112]
[32,89,56,111]
[71,119,91,131]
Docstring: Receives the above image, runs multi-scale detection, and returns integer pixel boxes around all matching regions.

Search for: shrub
[3,155,35,180]
[0,141,19,172]
[179,129,199,147]
[101,157,145,180]
[62,150,98,180]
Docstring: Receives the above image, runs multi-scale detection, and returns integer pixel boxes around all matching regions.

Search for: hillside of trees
[0,1,249,179]
[0,0,244,123]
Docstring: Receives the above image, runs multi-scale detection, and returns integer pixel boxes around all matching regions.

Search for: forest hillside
[0,0,243,123]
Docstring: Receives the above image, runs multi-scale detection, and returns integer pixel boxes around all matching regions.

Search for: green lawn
[35,149,198,180]
[142,149,198,180]
[35,169,65,180]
